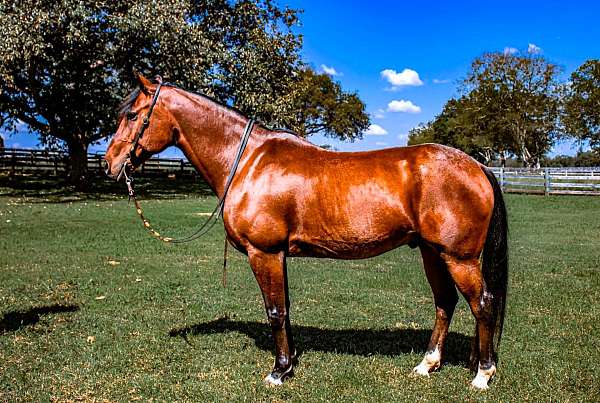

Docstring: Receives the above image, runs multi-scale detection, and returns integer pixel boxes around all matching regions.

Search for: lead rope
[123,118,254,289]
[123,118,255,244]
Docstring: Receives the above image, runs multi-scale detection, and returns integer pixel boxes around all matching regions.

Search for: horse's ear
[134,71,153,94]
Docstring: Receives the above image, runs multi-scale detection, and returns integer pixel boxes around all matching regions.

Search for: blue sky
[3,0,599,157]
[288,0,600,155]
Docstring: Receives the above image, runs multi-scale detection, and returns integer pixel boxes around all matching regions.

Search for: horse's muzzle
[103,159,124,181]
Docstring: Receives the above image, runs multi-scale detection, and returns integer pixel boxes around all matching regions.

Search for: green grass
[1,189,599,401]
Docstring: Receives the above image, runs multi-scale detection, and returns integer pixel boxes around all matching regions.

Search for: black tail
[481,167,509,356]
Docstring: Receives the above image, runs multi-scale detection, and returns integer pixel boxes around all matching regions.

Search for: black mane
[118,88,141,119]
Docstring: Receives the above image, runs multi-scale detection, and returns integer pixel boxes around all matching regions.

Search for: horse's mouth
[104,155,131,181]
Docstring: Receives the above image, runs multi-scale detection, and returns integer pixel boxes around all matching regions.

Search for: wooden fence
[2,148,600,195]
[0,148,198,179]
[490,167,600,196]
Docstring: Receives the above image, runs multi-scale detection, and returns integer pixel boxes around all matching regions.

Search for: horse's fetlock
[276,354,292,370]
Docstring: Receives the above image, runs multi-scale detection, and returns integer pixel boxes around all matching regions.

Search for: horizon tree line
[408,52,599,168]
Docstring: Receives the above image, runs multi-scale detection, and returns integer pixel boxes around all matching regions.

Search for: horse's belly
[288,225,418,259]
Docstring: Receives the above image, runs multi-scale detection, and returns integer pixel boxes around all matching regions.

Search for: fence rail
[490,167,600,196]
[2,148,600,195]
[0,148,198,179]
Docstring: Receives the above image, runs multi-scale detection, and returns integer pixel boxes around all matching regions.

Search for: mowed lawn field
[1,185,599,401]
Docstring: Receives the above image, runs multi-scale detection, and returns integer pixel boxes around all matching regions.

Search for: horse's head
[104,74,177,180]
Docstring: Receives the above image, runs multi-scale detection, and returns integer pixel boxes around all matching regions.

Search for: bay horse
[104,75,508,390]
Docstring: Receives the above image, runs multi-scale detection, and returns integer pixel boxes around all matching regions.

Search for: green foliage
[408,97,508,164]
[543,150,600,167]
[0,0,368,183]
[411,52,563,167]
[563,59,600,150]
[1,191,600,401]
[462,52,563,167]
[287,69,369,141]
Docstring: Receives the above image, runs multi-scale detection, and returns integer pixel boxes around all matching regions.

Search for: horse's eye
[127,112,138,121]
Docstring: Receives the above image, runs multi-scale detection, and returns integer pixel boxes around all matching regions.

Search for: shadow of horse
[169,317,472,367]
[0,304,79,334]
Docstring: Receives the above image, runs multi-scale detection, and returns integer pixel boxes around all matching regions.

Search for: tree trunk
[66,135,89,190]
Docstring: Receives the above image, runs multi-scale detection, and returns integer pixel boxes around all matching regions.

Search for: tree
[563,59,600,151]
[408,97,509,165]
[409,52,561,167]
[407,122,436,146]
[461,52,562,167]
[287,69,369,141]
[0,1,368,186]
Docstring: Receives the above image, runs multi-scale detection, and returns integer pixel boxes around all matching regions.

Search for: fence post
[499,167,505,192]
[10,150,16,177]
[544,168,550,196]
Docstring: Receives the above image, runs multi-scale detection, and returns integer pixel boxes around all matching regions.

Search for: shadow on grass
[0,175,213,202]
[0,304,79,334]
[169,316,472,367]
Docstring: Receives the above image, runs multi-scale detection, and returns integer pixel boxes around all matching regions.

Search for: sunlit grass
[1,191,599,401]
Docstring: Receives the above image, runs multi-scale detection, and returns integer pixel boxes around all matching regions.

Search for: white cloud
[433,78,450,84]
[387,100,421,114]
[321,64,341,76]
[372,109,385,119]
[375,141,388,146]
[503,47,518,55]
[380,68,423,87]
[528,43,542,54]
[365,124,388,136]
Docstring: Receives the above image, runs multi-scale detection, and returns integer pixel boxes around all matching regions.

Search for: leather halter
[119,77,255,243]
[117,77,164,182]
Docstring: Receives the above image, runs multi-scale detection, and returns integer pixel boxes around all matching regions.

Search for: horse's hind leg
[247,247,294,386]
[283,259,296,361]
[443,254,496,390]
[413,244,459,376]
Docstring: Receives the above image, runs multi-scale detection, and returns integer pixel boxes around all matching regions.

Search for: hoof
[412,362,432,377]
[263,366,293,387]
[411,347,441,377]
[470,364,496,390]
[470,376,489,390]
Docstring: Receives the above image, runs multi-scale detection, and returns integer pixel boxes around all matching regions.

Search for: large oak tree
[0,0,368,186]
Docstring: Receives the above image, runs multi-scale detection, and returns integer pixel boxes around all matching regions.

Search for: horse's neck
[171,91,258,198]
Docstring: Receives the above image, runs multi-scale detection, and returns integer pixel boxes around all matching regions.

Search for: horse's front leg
[248,247,294,386]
